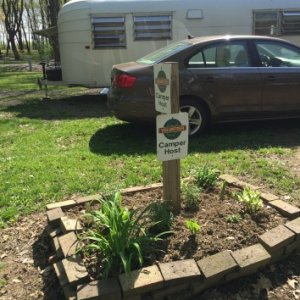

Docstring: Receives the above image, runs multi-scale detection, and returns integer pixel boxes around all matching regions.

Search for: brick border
[46,177,300,300]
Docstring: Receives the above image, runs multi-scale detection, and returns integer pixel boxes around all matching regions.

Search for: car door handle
[265,75,276,82]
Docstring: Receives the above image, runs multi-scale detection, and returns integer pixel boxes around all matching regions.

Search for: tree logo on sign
[155,70,169,93]
[159,118,187,140]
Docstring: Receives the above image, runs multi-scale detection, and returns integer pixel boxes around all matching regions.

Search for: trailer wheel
[180,98,210,136]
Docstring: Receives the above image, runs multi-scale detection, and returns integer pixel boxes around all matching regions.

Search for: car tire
[180,98,210,136]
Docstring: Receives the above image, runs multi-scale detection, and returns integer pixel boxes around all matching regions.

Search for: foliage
[0,263,6,289]
[196,165,219,189]
[36,42,54,61]
[225,214,242,223]
[147,201,173,233]
[185,219,201,235]
[0,277,6,289]
[82,192,167,278]
[235,187,263,214]
[219,181,227,201]
[181,183,201,211]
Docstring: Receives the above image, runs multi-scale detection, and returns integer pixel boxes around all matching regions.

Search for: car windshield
[136,41,191,64]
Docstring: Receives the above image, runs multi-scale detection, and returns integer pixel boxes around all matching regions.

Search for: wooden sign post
[154,63,188,214]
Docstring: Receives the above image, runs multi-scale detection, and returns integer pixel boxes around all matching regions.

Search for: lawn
[0,70,300,227]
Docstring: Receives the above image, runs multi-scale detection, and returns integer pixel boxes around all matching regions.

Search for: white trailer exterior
[58,0,300,87]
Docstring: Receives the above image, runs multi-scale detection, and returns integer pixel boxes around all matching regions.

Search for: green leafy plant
[147,201,173,233]
[0,278,6,289]
[219,181,227,201]
[181,183,201,211]
[235,187,263,214]
[196,165,219,189]
[82,192,167,278]
[185,219,201,235]
[225,214,242,223]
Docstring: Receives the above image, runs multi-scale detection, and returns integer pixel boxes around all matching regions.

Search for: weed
[147,202,173,233]
[185,219,201,235]
[225,214,242,223]
[82,192,168,278]
[219,181,227,201]
[181,183,201,211]
[235,187,263,214]
[196,165,219,189]
[0,278,6,289]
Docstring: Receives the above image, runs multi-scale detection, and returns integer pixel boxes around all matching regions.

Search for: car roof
[184,35,294,46]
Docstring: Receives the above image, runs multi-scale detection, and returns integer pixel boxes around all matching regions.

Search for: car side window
[255,41,300,67]
[188,42,250,68]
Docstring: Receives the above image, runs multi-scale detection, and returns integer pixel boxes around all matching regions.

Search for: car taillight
[113,73,136,88]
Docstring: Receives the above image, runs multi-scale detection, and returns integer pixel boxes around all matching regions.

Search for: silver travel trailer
[58,0,300,87]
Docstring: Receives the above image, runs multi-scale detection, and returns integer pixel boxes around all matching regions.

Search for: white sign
[156,113,189,161]
[154,63,171,114]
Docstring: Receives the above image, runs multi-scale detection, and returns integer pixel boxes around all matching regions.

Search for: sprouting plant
[219,181,227,201]
[225,214,242,223]
[147,201,173,233]
[196,165,219,189]
[185,219,201,235]
[235,187,263,214]
[82,192,168,278]
[181,183,201,211]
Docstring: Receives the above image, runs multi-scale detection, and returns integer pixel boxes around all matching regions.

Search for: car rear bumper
[107,90,156,123]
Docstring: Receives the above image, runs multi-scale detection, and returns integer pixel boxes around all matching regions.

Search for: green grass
[0,70,300,227]
[0,71,41,90]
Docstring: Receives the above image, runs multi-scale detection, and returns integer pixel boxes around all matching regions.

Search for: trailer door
[186,41,263,121]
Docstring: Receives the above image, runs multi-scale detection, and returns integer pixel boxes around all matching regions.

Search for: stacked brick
[45,178,300,300]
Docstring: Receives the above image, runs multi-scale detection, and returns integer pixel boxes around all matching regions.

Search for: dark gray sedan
[108,35,300,135]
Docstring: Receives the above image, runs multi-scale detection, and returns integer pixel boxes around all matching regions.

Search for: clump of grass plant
[219,181,227,201]
[147,201,173,233]
[235,187,263,214]
[181,183,201,211]
[82,192,168,278]
[196,165,219,190]
[225,214,242,223]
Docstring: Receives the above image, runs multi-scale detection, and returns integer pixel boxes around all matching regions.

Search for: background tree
[1,0,69,61]
[1,0,24,60]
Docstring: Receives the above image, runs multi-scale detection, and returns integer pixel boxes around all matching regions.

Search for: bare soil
[124,188,287,263]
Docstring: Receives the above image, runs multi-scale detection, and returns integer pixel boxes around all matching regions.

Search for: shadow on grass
[3,94,110,120]
[89,118,300,156]
[89,122,157,156]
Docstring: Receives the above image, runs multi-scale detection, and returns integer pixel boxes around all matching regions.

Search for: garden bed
[45,175,300,300]
[80,186,287,280]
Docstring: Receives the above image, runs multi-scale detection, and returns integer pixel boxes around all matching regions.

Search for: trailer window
[133,15,172,40]
[253,10,300,36]
[282,11,300,34]
[92,16,126,48]
[253,11,279,35]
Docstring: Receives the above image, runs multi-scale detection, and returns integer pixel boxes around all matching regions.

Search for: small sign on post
[154,62,189,214]
[156,113,188,161]
[154,63,172,114]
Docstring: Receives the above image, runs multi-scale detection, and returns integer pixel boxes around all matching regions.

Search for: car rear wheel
[180,99,209,136]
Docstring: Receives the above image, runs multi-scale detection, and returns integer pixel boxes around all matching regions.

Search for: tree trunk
[1,0,24,60]
[8,32,20,60]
